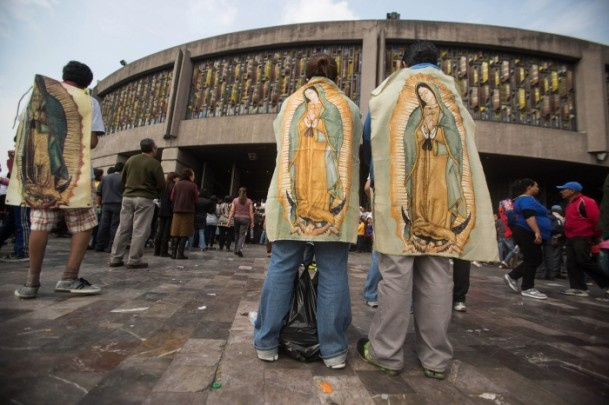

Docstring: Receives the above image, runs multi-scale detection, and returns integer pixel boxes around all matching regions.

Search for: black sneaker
[1,253,29,262]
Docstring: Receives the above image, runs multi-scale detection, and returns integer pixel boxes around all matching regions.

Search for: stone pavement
[1,237,608,404]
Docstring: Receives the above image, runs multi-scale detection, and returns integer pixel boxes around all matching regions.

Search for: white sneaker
[503,274,520,293]
[54,278,101,295]
[365,301,378,308]
[472,261,482,268]
[248,311,258,325]
[521,288,547,300]
[453,302,467,312]
[256,349,278,362]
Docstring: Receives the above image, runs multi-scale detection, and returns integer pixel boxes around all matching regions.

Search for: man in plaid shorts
[14,61,105,299]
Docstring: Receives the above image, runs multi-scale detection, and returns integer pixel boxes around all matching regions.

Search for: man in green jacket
[109,138,165,269]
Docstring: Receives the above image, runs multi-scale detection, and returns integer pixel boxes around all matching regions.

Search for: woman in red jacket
[170,168,198,259]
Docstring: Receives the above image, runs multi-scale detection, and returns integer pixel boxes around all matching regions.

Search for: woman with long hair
[170,168,198,259]
[154,171,178,257]
[227,187,254,257]
[503,178,551,299]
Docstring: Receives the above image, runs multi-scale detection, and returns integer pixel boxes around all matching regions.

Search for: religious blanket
[370,66,498,261]
[265,76,362,243]
[6,75,93,209]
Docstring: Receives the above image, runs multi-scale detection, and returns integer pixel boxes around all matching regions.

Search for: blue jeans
[14,206,30,257]
[498,237,516,263]
[303,242,315,268]
[254,240,351,365]
[198,227,206,249]
[187,228,205,251]
[95,203,121,250]
[363,250,381,302]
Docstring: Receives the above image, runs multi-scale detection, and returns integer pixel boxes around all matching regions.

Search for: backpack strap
[577,198,587,219]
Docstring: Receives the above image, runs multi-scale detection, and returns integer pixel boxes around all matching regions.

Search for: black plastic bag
[279,269,320,362]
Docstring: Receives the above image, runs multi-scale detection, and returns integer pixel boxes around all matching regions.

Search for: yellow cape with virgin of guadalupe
[370,66,498,261]
[265,76,362,243]
[7,75,93,209]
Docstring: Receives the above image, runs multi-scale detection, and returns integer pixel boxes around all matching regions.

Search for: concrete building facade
[92,20,609,205]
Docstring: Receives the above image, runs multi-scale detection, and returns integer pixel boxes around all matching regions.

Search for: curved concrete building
[92,19,609,203]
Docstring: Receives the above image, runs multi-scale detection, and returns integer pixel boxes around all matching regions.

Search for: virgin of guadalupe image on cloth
[390,75,475,254]
[6,75,92,209]
[278,82,353,236]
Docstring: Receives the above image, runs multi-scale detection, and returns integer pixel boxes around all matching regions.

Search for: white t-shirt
[91,97,105,133]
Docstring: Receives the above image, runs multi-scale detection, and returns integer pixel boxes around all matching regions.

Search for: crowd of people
[2,44,609,382]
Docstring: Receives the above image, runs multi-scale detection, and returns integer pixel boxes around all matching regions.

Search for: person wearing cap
[557,181,609,297]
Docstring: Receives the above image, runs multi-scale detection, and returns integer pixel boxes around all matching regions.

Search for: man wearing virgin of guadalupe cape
[10,61,105,300]
[357,41,497,380]
[7,75,95,209]
[254,54,362,369]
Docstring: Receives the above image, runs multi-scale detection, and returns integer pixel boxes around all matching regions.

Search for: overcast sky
[1,0,608,175]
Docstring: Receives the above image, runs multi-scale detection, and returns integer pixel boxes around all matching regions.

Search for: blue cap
[551,205,563,212]
[556,181,582,192]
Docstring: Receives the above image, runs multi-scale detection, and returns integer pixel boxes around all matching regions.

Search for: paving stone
[143,391,208,404]
[172,339,224,367]
[152,364,216,392]
[264,369,319,404]
[0,237,608,404]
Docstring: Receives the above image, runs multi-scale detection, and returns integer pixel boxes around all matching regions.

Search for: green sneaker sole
[356,338,400,376]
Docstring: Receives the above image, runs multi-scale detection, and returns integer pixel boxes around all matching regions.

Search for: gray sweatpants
[368,254,453,372]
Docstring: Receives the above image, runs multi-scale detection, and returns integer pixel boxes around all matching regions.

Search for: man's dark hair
[305,54,338,81]
[93,168,103,180]
[62,61,94,88]
[107,166,116,175]
[140,138,156,153]
[402,41,439,67]
[114,162,125,172]
[511,178,537,197]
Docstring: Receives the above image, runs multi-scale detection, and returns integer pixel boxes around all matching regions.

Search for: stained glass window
[385,44,577,131]
[186,44,362,119]
[100,69,173,134]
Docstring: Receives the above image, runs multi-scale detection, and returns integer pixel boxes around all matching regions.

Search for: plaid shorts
[31,207,98,233]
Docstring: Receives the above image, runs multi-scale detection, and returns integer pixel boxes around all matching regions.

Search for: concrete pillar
[159,147,201,177]
[576,46,608,155]
[359,22,380,116]
[166,47,193,139]
[160,147,180,174]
